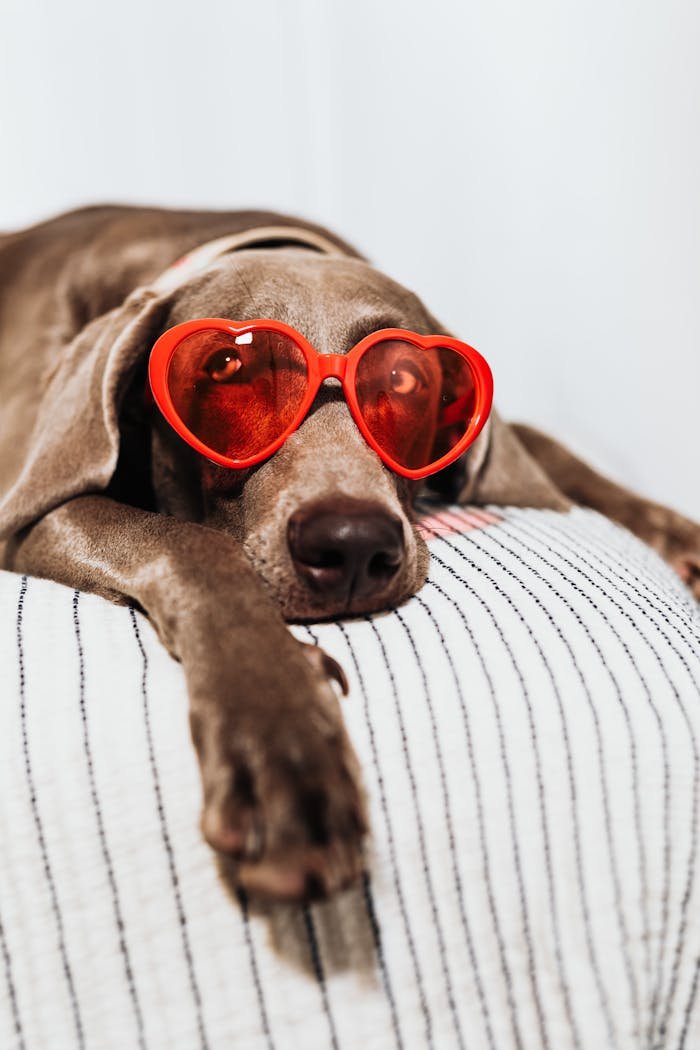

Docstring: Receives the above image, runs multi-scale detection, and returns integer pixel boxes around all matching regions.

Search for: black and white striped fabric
[1,506,699,1050]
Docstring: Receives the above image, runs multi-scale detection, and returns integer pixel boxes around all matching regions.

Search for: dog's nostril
[368,550,400,579]
[308,549,344,570]
[288,498,405,602]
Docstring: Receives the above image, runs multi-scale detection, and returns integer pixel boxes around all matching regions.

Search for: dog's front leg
[7,495,367,899]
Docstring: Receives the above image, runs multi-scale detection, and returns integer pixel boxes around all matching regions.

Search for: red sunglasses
[148,318,494,480]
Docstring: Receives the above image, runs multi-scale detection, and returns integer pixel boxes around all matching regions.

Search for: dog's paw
[641,507,700,601]
[192,640,367,900]
[669,550,700,600]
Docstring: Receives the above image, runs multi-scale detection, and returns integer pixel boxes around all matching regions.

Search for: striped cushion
[1,506,699,1050]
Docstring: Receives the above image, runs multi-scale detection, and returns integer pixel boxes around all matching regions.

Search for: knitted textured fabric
[1,506,699,1050]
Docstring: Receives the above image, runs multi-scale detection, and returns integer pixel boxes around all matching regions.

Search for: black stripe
[677,954,700,1050]
[359,870,405,1050]
[302,904,341,1050]
[336,623,428,1050]
[496,511,670,1030]
[464,508,646,1029]
[16,576,86,1049]
[572,509,700,623]
[481,511,659,1003]
[426,532,612,1048]
[366,615,469,1050]
[394,604,492,1050]
[73,592,147,1050]
[304,625,407,1050]
[422,580,527,1050]
[507,508,695,1020]
[454,513,677,1039]
[235,888,275,1050]
[0,911,25,1050]
[524,510,700,1040]
[129,608,210,1050]
[519,510,700,671]
[508,509,700,1043]
[544,510,700,649]
[285,628,344,1050]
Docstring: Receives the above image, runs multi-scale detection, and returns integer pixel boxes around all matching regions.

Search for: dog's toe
[202,720,367,900]
[202,805,262,858]
[672,551,700,600]
[201,757,265,858]
[236,858,308,900]
[236,839,365,902]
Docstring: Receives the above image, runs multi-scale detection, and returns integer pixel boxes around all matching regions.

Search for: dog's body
[2,205,698,899]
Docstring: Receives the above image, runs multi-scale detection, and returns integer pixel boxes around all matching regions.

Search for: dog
[1,205,698,901]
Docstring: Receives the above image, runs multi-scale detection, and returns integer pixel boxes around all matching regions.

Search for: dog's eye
[205,349,243,383]
[390,359,426,396]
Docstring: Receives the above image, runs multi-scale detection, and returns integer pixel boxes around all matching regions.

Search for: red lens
[354,339,477,470]
[166,327,308,461]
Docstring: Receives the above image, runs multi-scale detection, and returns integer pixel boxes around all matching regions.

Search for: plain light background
[1,0,698,518]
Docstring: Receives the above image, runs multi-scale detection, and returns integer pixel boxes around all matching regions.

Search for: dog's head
[110,244,490,620]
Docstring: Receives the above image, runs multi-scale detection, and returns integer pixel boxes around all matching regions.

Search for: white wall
[2,0,698,517]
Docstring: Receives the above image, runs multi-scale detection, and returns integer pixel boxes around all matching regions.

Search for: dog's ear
[0,285,175,540]
[423,411,570,508]
[469,412,570,509]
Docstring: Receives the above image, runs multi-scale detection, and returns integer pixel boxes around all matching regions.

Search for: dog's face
[149,248,449,620]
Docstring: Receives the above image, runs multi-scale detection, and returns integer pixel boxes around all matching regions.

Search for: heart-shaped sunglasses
[148,318,494,479]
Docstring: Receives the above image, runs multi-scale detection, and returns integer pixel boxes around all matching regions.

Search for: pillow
[1,506,699,1049]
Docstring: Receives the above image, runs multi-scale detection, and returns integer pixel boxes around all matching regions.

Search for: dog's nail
[321,652,349,696]
[301,643,349,696]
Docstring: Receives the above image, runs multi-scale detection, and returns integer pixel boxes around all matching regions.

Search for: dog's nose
[287,499,405,600]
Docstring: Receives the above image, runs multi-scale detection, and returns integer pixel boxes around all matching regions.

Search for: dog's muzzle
[287,498,405,603]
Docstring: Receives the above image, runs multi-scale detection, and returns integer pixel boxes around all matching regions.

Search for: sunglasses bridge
[316,353,348,381]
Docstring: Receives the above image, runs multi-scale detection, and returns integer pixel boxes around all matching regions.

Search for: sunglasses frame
[148,317,494,480]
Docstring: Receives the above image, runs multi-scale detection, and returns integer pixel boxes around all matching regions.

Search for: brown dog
[1,205,698,900]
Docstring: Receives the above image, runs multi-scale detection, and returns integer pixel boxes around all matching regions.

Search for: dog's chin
[281,592,421,621]
[250,562,428,623]
[281,579,423,624]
